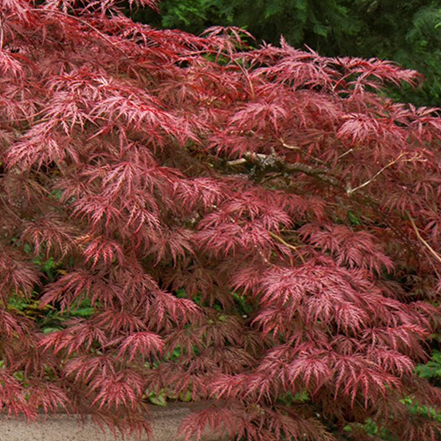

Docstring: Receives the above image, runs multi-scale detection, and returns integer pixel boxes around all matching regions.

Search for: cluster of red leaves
[1,1,441,440]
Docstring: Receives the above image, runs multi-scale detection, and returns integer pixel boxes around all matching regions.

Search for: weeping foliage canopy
[1,1,441,440]
[134,0,441,107]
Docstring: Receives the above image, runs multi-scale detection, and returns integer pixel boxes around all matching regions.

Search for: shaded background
[128,0,441,107]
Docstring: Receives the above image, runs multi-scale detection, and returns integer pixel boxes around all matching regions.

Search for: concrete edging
[0,403,229,441]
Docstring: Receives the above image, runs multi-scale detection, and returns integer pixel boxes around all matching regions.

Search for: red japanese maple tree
[1,1,441,440]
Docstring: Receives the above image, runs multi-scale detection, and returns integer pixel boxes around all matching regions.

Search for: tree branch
[346,153,423,195]
[268,231,306,263]
[226,152,341,186]
[407,212,441,265]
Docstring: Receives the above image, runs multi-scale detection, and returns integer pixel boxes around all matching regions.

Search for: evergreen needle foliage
[1,1,441,440]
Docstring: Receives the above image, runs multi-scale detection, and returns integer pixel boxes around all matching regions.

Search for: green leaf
[69,307,95,318]
[42,327,62,335]
[179,390,192,402]
[148,391,168,407]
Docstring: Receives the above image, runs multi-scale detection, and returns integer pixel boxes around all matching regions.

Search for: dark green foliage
[129,0,230,35]
[131,0,441,106]
[418,351,441,387]
[345,1,441,106]
[130,0,359,51]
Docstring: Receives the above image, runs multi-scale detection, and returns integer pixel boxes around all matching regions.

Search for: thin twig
[338,147,355,159]
[407,213,441,265]
[279,138,301,151]
[268,231,305,263]
[347,152,420,195]
[279,138,325,164]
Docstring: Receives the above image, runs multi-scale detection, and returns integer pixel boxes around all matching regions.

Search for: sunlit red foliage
[1,0,441,439]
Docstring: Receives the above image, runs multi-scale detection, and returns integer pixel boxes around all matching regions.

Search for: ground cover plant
[1,1,441,440]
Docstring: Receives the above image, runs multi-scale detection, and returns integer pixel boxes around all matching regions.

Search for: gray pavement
[0,403,230,441]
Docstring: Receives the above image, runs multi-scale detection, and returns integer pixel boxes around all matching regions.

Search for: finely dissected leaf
[117,332,164,362]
